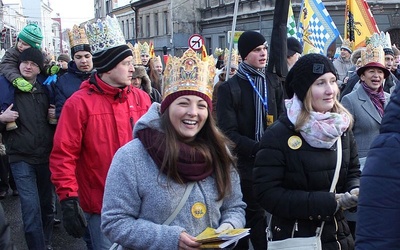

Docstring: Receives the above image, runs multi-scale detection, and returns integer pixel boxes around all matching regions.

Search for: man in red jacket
[49,16,151,250]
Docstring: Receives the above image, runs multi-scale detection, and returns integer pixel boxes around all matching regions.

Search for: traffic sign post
[188,34,204,50]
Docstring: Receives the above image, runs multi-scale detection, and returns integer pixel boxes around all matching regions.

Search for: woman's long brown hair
[159,108,237,201]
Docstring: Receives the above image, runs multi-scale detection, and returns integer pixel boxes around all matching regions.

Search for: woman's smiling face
[168,95,209,142]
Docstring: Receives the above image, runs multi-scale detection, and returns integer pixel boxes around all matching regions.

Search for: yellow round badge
[191,202,207,219]
[288,135,302,150]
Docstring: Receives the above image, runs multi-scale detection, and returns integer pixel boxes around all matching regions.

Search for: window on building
[131,18,135,39]
[126,19,130,38]
[164,11,169,34]
[205,37,212,55]
[139,16,143,38]
[218,36,225,49]
[155,13,159,36]
[105,0,111,14]
[121,21,125,37]
[146,15,150,37]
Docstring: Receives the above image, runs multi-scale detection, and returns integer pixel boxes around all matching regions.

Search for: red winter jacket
[50,74,151,214]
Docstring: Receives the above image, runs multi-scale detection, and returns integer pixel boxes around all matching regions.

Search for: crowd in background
[0,15,400,250]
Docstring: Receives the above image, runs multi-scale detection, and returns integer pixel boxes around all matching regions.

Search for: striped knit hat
[92,45,132,73]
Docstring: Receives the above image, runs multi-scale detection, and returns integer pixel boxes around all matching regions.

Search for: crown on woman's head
[127,42,142,65]
[361,32,386,67]
[163,48,215,100]
[68,25,89,48]
[224,48,239,69]
[152,55,162,64]
[85,15,126,54]
[138,42,150,55]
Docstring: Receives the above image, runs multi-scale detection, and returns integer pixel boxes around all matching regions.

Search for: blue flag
[298,0,340,55]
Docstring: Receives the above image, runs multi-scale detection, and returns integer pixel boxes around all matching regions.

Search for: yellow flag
[149,42,155,58]
[345,0,379,49]
[201,45,208,61]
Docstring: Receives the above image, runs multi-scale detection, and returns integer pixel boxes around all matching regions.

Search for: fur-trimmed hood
[133,65,152,94]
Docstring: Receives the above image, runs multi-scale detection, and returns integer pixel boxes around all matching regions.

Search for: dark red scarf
[361,81,385,117]
[136,128,213,182]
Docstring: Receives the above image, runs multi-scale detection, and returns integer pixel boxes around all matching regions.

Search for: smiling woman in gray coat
[101,49,245,250]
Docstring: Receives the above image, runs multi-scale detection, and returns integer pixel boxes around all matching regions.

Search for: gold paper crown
[224,48,239,68]
[68,25,89,48]
[138,42,150,55]
[152,55,162,64]
[214,47,223,56]
[127,42,142,65]
[341,39,354,52]
[361,33,386,67]
[367,32,392,50]
[85,15,126,54]
[163,48,215,100]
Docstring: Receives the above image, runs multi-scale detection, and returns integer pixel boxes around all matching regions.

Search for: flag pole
[225,0,240,82]
[267,0,290,77]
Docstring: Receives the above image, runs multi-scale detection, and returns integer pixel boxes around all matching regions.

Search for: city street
[1,192,87,250]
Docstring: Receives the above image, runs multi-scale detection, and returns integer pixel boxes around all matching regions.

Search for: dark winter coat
[132,65,161,103]
[54,60,93,118]
[216,72,284,179]
[355,81,400,249]
[0,47,21,83]
[0,75,54,164]
[254,115,360,250]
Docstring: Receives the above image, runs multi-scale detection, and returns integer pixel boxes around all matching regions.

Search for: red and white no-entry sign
[188,34,204,50]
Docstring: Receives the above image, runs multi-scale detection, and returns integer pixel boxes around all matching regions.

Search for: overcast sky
[50,0,95,30]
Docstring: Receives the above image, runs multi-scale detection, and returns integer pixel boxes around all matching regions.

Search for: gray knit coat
[101,103,246,250]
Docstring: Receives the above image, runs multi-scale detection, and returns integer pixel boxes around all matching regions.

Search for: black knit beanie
[71,44,91,58]
[285,53,337,101]
[92,45,133,73]
[287,37,303,57]
[384,47,394,57]
[238,31,266,59]
[19,47,44,71]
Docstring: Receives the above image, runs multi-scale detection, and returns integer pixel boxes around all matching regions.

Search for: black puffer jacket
[254,115,360,250]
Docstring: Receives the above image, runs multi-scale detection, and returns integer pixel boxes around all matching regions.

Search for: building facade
[0,0,61,57]
[109,0,400,59]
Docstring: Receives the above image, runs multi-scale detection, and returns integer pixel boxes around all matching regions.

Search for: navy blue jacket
[54,61,93,118]
[356,80,400,249]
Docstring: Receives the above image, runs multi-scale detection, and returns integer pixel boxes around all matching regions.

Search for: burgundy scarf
[361,81,385,117]
[136,128,213,182]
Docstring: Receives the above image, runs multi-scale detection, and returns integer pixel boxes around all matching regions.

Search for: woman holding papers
[101,48,246,250]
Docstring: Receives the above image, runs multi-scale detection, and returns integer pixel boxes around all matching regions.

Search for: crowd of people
[0,16,399,250]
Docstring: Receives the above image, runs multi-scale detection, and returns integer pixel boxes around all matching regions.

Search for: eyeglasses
[21,61,39,69]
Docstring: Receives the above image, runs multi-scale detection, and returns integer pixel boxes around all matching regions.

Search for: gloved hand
[12,77,33,92]
[60,197,87,238]
[350,188,359,196]
[43,75,57,85]
[215,223,233,233]
[47,64,60,75]
[336,192,358,210]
